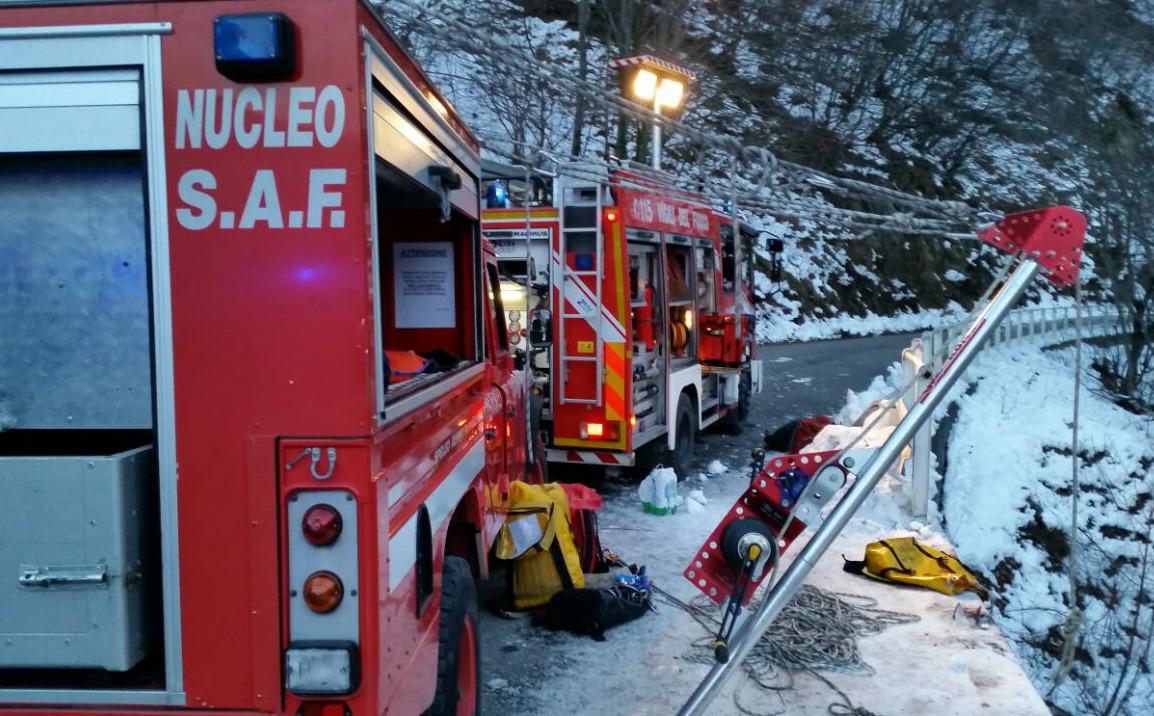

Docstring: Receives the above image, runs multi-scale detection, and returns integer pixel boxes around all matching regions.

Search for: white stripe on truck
[388,440,486,590]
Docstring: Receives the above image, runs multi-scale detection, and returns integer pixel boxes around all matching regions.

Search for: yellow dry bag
[494,481,585,609]
[843,537,988,600]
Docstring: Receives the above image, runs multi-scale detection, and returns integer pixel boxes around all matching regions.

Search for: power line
[380,0,990,230]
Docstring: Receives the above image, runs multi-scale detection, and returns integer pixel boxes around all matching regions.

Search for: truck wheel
[426,557,480,716]
[719,369,752,435]
[666,392,697,476]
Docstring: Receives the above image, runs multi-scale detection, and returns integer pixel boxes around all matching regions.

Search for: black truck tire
[666,392,697,477]
[426,557,480,716]
[635,392,696,478]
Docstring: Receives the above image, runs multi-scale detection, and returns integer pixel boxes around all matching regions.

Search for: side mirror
[767,238,785,253]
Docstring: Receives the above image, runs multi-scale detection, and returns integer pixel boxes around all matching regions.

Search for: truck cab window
[697,244,717,314]
[487,263,509,353]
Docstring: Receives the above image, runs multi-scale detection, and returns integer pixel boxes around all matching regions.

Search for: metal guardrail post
[901,302,1126,525]
[901,340,932,518]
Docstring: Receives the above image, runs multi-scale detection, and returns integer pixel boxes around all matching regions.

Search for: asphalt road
[751,332,916,424]
[478,332,916,713]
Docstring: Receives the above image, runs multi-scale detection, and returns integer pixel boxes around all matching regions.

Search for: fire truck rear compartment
[628,240,668,442]
[0,152,166,687]
[374,159,478,404]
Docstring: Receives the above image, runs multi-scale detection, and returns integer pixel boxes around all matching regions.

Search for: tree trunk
[1122,303,1146,397]
[570,0,592,158]
[612,115,629,160]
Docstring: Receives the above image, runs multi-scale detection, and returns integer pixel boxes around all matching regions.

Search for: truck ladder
[678,206,1087,715]
[557,178,605,405]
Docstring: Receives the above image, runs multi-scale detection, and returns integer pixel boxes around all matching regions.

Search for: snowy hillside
[830,343,1154,714]
[942,345,1154,715]
[382,0,1154,343]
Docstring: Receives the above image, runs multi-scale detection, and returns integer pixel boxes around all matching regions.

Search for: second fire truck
[482,164,771,474]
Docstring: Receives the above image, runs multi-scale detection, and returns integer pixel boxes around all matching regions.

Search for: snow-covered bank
[941,345,1154,715]
[757,304,968,343]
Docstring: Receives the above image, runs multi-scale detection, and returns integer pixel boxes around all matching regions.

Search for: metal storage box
[0,443,154,671]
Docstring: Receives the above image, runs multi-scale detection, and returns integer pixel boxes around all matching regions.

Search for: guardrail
[900,304,1125,517]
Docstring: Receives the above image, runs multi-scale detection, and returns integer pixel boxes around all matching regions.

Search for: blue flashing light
[214,13,296,82]
[486,181,508,209]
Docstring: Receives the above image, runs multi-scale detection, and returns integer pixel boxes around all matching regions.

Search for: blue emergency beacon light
[214,13,297,81]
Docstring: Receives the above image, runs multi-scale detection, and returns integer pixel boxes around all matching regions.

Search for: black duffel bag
[541,585,651,641]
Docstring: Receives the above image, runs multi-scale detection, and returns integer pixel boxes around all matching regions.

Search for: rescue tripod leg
[677,259,1043,716]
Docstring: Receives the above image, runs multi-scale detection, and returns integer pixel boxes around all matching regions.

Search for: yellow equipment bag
[843,536,988,600]
[494,481,585,609]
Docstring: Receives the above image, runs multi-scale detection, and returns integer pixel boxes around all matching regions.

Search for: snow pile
[943,345,1154,714]
[706,459,728,476]
[684,489,709,515]
[834,360,904,425]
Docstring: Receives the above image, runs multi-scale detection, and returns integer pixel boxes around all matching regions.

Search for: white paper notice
[394,242,455,328]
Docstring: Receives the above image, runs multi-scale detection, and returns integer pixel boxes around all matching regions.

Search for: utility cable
[380,0,992,226]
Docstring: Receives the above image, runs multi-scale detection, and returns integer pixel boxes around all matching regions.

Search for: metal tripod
[679,204,1088,714]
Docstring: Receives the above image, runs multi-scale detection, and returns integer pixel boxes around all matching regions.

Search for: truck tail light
[286,489,359,695]
[302,504,343,546]
[580,422,604,439]
[579,421,620,441]
[297,701,350,716]
[285,642,359,696]
[303,571,343,613]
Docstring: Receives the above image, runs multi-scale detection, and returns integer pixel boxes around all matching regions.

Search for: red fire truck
[481,164,768,474]
[0,1,531,714]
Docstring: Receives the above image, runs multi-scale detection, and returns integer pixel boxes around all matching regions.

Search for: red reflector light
[302,504,343,546]
[298,702,349,716]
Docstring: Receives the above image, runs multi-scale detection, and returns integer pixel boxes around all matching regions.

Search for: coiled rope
[654,584,919,716]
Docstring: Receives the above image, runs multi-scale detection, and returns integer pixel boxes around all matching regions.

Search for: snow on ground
[941,344,1154,714]
[482,372,1051,715]
[758,303,969,343]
